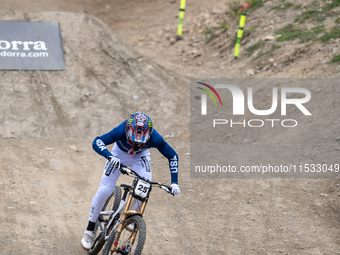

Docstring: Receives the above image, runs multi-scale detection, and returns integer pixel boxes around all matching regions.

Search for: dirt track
[1,0,340,255]
[2,138,340,254]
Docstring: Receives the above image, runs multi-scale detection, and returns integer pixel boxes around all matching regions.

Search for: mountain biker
[81,111,180,251]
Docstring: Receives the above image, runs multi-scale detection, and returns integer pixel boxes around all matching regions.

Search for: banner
[0,20,66,70]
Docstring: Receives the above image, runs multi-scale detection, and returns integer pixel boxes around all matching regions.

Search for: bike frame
[99,178,143,240]
[110,178,147,252]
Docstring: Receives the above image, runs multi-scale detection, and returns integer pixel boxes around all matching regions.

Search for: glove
[108,156,120,169]
[170,183,180,196]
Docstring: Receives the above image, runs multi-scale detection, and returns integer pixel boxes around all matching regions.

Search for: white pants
[89,144,152,222]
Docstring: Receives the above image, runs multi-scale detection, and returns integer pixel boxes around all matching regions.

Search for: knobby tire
[101,215,146,255]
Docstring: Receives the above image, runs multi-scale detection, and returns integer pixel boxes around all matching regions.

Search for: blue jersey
[92,120,178,184]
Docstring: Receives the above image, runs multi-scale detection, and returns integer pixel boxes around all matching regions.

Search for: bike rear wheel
[101,215,146,255]
[88,185,122,255]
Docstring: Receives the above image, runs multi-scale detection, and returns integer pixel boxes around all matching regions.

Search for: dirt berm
[1,9,340,255]
[0,9,189,140]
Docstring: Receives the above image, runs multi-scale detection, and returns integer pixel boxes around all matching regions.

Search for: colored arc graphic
[196,87,217,105]
[196,82,223,106]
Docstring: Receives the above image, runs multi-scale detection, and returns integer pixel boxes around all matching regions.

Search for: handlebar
[119,164,174,196]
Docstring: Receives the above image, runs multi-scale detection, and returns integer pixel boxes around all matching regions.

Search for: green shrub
[245,41,266,56]
[271,44,281,51]
[274,24,324,43]
[274,24,304,42]
[203,26,215,42]
[247,0,264,13]
[320,27,340,42]
[294,17,301,23]
[328,54,340,63]
[254,44,281,59]
[313,15,326,22]
[220,22,228,32]
[294,4,302,10]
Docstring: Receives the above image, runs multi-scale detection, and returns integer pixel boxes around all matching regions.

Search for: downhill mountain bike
[88,164,173,255]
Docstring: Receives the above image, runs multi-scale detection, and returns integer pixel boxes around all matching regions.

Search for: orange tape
[237,0,271,12]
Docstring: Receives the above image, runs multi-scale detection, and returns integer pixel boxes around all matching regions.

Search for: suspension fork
[110,182,150,252]
[128,196,148,245]
[110,190,134,253]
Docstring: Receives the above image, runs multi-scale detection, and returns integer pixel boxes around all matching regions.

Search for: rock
[164,134,174,139]
[329,198,335,202]
[191,36,201,43]
[69,145,78,152]
[263,35,275,41]
[191,50,202,59]
[211,7,221,14]
[246,69,254,76]
[84,91,94,97]
[263,65,270,71]
[219,7,229,14]
[169,37,176,45]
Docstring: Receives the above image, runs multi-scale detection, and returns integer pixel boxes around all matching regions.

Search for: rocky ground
[1,0,340,254]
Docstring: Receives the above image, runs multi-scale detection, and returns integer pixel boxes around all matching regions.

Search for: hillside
[0,10,188,140]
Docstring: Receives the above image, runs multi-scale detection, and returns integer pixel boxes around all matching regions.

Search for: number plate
[134,180,151,199]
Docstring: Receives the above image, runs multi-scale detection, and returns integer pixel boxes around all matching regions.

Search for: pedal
[117,247,129,255]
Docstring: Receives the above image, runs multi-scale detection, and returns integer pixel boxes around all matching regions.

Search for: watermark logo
[196,82,222,115]
[199,83,311,116]
[196,82,312,128]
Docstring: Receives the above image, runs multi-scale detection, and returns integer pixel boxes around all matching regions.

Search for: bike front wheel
[88,185,122,255]
[101,215,146,255]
